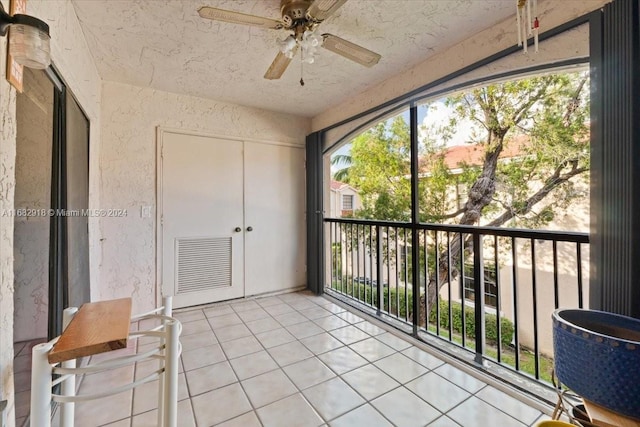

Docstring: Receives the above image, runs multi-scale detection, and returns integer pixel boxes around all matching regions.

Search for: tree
[333,71,590,318]
[331,154,353,182]
[342,119,412,221]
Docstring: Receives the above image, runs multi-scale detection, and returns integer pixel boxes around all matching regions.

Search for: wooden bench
[48,297,132,364]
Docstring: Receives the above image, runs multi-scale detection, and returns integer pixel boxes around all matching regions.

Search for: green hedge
[330,280,409,318]
[331,280,514,347]
[429,300,514,347]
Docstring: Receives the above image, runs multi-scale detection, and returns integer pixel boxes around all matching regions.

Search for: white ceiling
[71,0,515,117]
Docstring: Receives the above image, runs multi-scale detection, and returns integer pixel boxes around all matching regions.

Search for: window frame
[463,262,499,308]
[342,194,354,211]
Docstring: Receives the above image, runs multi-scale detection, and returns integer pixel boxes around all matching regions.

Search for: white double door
[159,130,306,308]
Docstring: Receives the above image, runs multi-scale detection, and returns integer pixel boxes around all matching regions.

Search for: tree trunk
[410,77,589,327]
[413,131,505,325]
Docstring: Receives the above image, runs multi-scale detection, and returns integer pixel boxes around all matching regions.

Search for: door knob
[247,226,253,232]
[234,227,242,232]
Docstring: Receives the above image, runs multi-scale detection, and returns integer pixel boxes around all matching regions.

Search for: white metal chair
[30,297,182,427]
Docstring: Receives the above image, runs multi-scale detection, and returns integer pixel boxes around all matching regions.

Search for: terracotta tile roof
[424,135,528,172]
[331,180,347,190]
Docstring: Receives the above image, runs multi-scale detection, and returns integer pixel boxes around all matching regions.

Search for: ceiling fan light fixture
[278,29,322,62]
[198,0,382,82]
[278,34,297,57]
[299,29,320,63]
[302,29,320,47]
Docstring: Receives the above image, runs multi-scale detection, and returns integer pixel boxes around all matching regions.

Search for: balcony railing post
[473,232,486,365]
[459,233,466,348]
[60,307,78,427]
[376,224,383,315]
[322,217,589,380]
[31,341,55,427]
[411,226,420,336]
[410,104,420,336]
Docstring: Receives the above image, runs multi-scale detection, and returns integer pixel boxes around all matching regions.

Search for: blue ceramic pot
[552,309,640,420]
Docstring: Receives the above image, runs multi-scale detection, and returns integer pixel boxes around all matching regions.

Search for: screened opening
[325,66,591,384]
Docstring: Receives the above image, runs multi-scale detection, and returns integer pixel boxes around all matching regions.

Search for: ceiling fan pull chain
[300,53,305,86]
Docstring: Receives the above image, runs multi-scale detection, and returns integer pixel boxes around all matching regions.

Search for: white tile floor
[53,291,552,427]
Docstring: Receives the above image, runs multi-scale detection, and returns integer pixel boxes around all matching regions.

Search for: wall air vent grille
[176,237,231,294]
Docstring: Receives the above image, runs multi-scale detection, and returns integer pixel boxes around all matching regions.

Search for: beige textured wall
[329,186,361,218]
[500,197,590,357]
[312,0,609,131]
[0,1,102,424]
[444,193,590,356]
[0,21,18,426]
[99,81,311,314]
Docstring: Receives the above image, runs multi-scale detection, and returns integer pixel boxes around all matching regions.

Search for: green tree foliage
[342,119,412,222]
[334,72,589,228]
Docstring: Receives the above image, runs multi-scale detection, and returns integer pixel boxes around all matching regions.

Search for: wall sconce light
[0,1,50,69]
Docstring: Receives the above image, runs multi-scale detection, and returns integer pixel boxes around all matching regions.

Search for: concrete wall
[500,198,590,356]
[99,81,311,314]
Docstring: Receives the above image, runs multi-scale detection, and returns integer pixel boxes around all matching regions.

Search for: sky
[418,100,478,148]
[330,98,478,173]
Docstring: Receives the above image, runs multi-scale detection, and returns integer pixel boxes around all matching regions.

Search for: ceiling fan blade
[264,50,295,80]
[306,0,348,21]
[321,34,381,67]
[198,6,283,30]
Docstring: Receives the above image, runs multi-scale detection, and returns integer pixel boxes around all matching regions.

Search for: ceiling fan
[198,0,381,81]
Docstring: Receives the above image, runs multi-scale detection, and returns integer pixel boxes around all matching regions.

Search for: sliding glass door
[14,67,91,343]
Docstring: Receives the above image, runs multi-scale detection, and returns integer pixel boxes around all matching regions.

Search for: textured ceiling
[71,0,515,117]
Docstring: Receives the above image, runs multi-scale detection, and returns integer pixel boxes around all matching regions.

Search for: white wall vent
[175,237,231,294]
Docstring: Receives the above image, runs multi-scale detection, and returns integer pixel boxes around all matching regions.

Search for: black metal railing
[324,217,589,383]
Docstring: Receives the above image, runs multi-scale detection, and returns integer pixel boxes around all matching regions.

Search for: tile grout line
[128,292,546,427]
[322,293,556,418]
[175,295,412,425]
[181,308,204,427]
[209,296,358,426]
[261,299,397,425]
[237,298,329,426]
[240,298,406,425]
[310,296,526,426]
[193,295,319,425]
[223,300,279,426]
